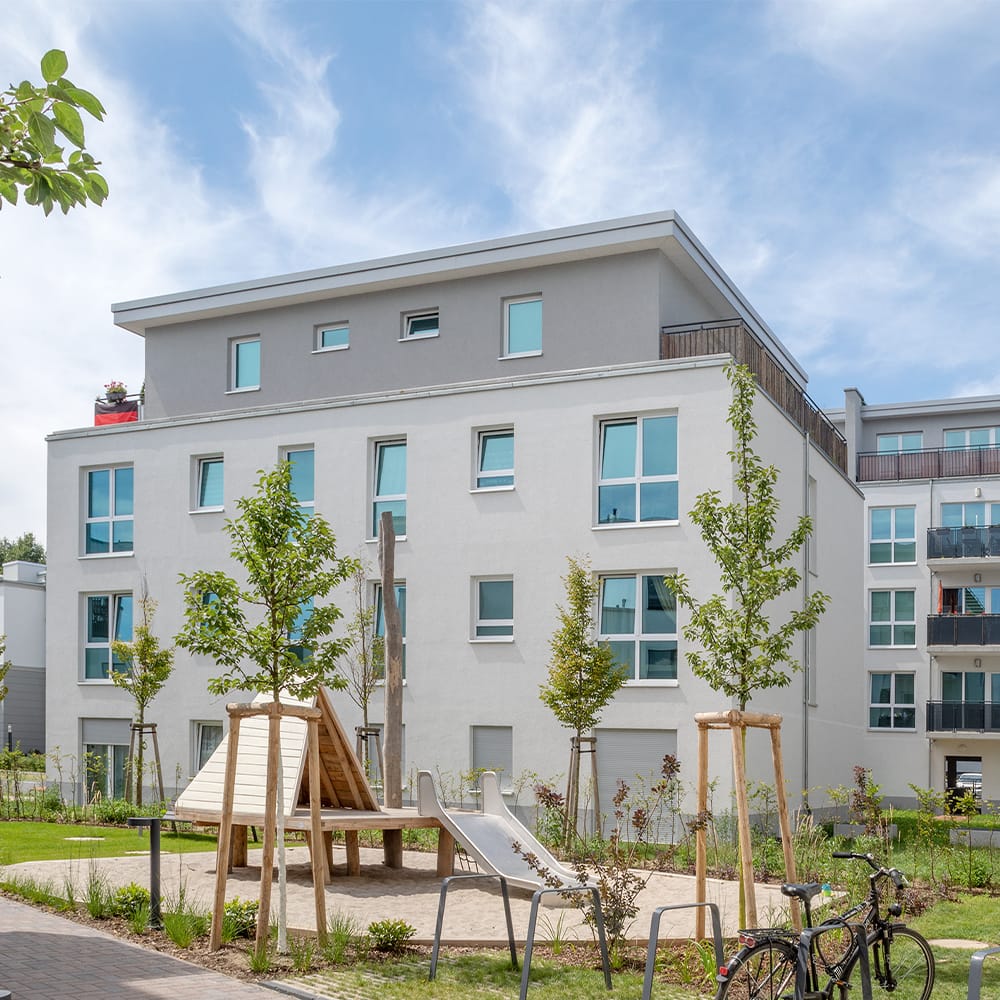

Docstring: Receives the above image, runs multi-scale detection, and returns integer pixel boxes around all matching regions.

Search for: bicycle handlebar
[831,851,877,867]
[832,851,909,887]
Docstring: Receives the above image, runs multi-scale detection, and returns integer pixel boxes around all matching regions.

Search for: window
[944,427,1000,450]
[85,743,128,799]
[84,594,133,679]
[598,415,678,524]
[231,336,261,390]
[196,457,224,509]
[476,429,514,489]
[373,440,406,536]
[316,324,349,351]
[288,598,313,663]
[942,671,992,702]
[940,586,1000,614]
[941,502,1000,527]
[869,507,915,564]
[471,726,513,788]
[876,432,922,453]
[503,296,542,356]
[374,582,406,677]
[474,578,513,638]
[287,448,315,517]
[194,722,224,772]
[869,590,915,647]
[869,672,916,729]
[402,311,439,340]
[85,466,134,554]
[599,574,677,681]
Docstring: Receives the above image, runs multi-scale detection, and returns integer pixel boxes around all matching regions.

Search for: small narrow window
[194,722,224,771]
[477,430,514,489]
[402,311,439,340]
[197,458,224,509]
[475,578,513,638]
[286,448,315,517]
[373,440,407,536]
[231,337,261,390]
[316,324,349,351]
[374,582,407,678]
[504,296,542,356]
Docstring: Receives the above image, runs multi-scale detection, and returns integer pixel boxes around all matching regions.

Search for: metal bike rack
[428,874,518,981]
[795,921,871,1000]
[521,885,612,1000]
[641,901,723,1000]
[968,947,1000,1000]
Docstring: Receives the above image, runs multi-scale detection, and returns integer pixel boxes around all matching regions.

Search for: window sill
[365,535,408,544]
[79,551,134,560]
[189,506,224,515]
[866,727,917,733]
[592,520,679,530]
[470,485,516,494]
[469,637,515,644]
[399,333,439,342]
[624,679,680,687]
[499,350,542,360]
[867,645,918,650]
[79,678,119,685]
[312,345,349,354]
[868,562,918,567]
[225,386,260,395]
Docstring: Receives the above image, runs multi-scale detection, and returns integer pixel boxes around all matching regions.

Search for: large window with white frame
[230,336,261,390]
[941,502,1000,527]
[85,466,134,554]
[84,593,133,679]
[474,578,513,639]
[195,457,224,510]
[373,440,406,536]
[503,296,542,356]
[374,582,406,678]
[869,590,915,647]
[944,427,1000,450]
[869,506,916,564]
[476,429,514,489]
[876,432,922,453]
[598,573,677,681]
[597,415,678,525]
[868,671,916,729]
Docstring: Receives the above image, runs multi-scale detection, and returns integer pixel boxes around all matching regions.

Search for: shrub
[221,897,258,940]
[367,918,415,952]
[112,882,151,919]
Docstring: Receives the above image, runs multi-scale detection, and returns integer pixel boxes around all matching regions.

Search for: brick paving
[0,896,283,999]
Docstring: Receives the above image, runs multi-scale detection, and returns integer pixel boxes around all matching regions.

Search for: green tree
[175,462,358,951]
[110,594,174,806]
[0,634,10,703]
[1,49,108,214]
[0,532,45,566]
[665,362,829,711]
[540,556,624,844]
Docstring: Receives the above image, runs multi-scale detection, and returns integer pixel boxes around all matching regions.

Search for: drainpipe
[802,430,811,813]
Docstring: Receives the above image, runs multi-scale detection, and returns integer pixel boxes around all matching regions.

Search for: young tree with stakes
[176,462,358,953]
[540,556,624,846]
[110,593,174,806]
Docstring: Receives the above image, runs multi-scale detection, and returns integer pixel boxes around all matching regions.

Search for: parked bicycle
[715,850,935,1000]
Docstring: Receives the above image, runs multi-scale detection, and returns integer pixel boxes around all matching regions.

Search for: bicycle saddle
[780,882,823,901]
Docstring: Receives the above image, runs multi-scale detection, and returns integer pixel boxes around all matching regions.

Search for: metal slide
[417,769,585,891]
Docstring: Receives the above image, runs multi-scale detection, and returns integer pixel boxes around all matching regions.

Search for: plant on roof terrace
[103,380,126,396]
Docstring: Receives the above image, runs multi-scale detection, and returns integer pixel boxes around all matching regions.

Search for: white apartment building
[45,212,863,810]
[0,560,47,754]
[831,390,1000,807]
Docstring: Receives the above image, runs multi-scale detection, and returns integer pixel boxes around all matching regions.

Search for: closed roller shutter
[594,728,677,831]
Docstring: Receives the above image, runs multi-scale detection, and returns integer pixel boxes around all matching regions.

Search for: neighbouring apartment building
[45,212,863,809]
[0,560,46,753]
[830,390,1000,807]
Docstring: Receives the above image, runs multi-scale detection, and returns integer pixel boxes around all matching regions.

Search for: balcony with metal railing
[928,614,1000,647]
[858,445,1000,483]
[926,701,1000,734]
[927,525,1000,560]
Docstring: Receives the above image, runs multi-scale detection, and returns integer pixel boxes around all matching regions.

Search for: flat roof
[112,210,807,385]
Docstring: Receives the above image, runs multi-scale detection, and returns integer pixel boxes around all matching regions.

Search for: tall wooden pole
[731,720,758,927]
[307,717,327,943]
[379,512,403,809]
[209,711,241,951]
[256,705,281,953]
[770,724,800,931]
[695,720,709,940]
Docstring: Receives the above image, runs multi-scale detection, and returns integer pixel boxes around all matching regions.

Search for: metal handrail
[968,947,1000,1000]
[641,901,723,1000]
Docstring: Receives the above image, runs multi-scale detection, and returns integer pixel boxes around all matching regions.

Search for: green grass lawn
[0,821,219,864]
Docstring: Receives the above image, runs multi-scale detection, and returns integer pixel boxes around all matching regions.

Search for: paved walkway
[0,896,279,999]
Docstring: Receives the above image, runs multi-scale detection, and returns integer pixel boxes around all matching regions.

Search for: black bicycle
[714,851,935,1000]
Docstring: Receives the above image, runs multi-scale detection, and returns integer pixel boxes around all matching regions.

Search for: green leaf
[40,50,68,84]
[0,181,18,206]
[63,85,105,120]
[14,81,36,101]
[52,102,85,148]
[26,110,56,157]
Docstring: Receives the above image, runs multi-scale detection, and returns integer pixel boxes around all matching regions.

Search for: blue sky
[3,0,1000,542]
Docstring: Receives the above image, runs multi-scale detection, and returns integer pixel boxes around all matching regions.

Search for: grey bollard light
[126,816,162,929]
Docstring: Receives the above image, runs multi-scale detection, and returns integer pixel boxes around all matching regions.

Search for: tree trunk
[379,512,404,808]
[135,709,145,807]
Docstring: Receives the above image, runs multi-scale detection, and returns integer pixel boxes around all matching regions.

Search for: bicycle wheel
[716,940,797,1000]
[844,926,934,1000]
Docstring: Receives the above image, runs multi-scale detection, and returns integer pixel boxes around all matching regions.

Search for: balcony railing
[659,320,847,474]
[858,445,1000,483]
[928,614,1000,646]
[927,525,1000,559]
[926,700,1000,733]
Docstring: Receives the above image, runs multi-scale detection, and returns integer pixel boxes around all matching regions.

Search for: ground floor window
[194,722,224,772]
[868,671,916,729]
[85,743,127,800]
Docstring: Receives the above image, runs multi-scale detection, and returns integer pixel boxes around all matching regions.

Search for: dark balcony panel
[956,616,984,644]
[928,614,1000,645]
[858,443,1000,483]
[927,700,1000,733]
[927,527,958,559]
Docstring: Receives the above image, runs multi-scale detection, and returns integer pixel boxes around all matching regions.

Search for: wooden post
[125,725,137,804]
[307,717,327,943]
[379,512,404,809]
[770,724,800,931]
[695,720,709,940]
[209,711,242,951]
[255,705,281,954]
[731,720,758,927]
[564,736,580,847]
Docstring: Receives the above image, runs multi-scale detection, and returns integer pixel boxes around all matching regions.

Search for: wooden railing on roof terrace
[660,320,847,474]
